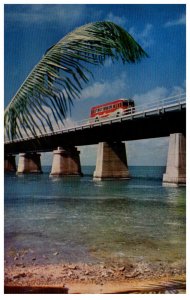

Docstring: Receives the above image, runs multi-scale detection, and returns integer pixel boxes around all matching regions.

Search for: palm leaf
[110,279,186,294]
[4,21,148,140]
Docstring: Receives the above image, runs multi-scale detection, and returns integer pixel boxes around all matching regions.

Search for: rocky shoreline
[4,259,186,293]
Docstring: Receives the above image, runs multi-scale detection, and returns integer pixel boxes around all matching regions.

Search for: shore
[5,260,186,294]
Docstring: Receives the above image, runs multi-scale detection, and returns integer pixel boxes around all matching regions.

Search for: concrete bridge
[4,93,186,186]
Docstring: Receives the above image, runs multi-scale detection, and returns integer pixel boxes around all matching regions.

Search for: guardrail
[4,93,186,144]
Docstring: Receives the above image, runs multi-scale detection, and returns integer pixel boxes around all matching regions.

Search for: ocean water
[4,166,186,268]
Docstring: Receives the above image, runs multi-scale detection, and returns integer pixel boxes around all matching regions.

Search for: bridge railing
[4,93,186,144]
[124,93,186,114]
[78,92,186,125]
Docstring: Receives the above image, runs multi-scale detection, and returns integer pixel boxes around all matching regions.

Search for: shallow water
[4,166,186,268]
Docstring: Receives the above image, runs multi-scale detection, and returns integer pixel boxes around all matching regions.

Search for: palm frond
[4,21,148,140]
[111,279,186,294]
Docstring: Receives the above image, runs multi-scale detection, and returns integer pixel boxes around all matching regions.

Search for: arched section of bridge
[50,147,83,176]
[93,142,130,180]
[4,155,16,172]
[163,133,186,186]
[17,153,42,174]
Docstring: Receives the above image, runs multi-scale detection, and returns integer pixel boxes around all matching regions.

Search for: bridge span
[5,94,186,186]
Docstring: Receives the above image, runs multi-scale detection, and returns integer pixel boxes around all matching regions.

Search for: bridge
[5,93,186,186]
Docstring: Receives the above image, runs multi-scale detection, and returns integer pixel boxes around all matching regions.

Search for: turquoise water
[4,166,186,268]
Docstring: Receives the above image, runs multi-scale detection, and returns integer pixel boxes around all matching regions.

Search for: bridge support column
[50,147,83,176]
[93,142,130,180]
[17,153,42,174]
[163,133,186,186]
[4,155,16,172]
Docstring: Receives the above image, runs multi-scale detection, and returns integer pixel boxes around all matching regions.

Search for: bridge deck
[4,96,186,155]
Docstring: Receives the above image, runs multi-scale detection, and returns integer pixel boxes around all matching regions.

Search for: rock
[69,265,77,270]
[101,271,108,277]
[15,263,23,267]
[32,257,36,261]
[61,271,66,275]
[119,266,125,271]
[100,265,106,269]
[79,276,86,281]
[144,268,150,272]
[13,273,26,279]
[85,271,89,275]
[5,276,12,283]
[90,276,95,281]
[107,269,114,274]
[53,252,59,256]
[125,271,140,278]
[14,257,19,261]
[68,271,73,277]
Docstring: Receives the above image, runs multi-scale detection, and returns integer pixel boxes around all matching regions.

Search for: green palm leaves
[4,21,148,140]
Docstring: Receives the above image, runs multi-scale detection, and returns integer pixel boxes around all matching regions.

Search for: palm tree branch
[4,21,148,140]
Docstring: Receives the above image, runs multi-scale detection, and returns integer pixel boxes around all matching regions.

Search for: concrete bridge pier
[50,147,83,176]
[163,133,186,186]
[93,142,130,180]
[4,154,16,172]
[17,153,42,174]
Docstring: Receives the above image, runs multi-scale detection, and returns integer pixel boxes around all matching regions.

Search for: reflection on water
[4,166,186,267]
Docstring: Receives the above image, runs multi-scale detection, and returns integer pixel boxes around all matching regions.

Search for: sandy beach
[4,260,186,294]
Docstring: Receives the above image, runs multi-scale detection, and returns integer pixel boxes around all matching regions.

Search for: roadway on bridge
[4,95,186,155]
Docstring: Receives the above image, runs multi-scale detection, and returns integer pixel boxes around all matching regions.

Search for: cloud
[133,83,186,107]
[164,14,186,27]
[133,86,168,106]
[169,84,186,97]
[35,108,77,132]
[5,5,85,26]
[81,82,107,100]
[64,117,77,129]
[129,23,154,49]
[80,73,128,101]
[105,12,127,27]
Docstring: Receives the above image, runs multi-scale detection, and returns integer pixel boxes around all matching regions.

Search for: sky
[4,3,186,166]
